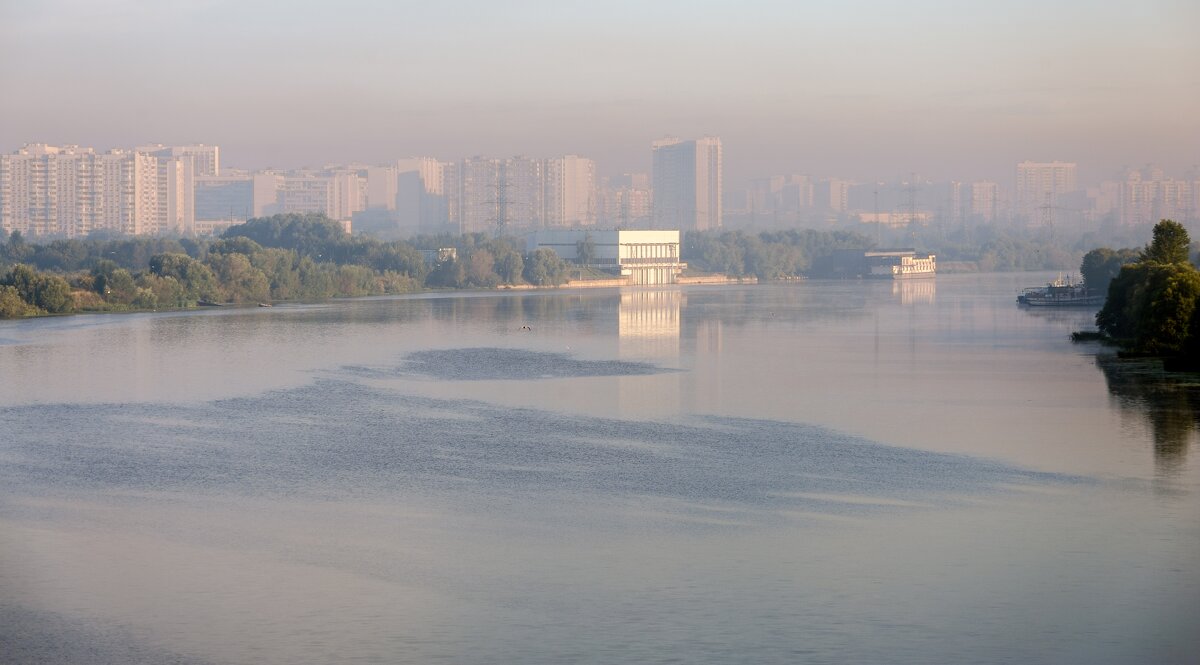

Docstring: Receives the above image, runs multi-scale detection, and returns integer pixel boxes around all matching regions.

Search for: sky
[1,0,1197,186]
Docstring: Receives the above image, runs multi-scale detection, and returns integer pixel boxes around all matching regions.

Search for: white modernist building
[528,229,686,285]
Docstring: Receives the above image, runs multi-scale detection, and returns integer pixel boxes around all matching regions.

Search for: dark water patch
[0,380,1077,525]
[0,603,213,665]
[398,347,669,380]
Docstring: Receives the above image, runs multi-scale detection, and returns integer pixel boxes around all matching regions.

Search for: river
[1,273,1196,664]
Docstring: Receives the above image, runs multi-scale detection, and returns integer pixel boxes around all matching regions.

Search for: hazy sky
[1,0,1197,185]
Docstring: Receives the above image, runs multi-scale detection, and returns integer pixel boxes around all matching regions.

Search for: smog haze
[1,0,1197,184]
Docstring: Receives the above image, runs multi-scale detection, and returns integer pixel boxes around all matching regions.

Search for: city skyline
[2,1,1197,186]
[3,139,1197,239]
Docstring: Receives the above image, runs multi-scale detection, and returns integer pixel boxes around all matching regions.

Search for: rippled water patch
[396,347,670,381]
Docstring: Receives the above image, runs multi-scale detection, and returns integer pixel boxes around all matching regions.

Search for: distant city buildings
[3,138,1196,239]
[651,137,722,231]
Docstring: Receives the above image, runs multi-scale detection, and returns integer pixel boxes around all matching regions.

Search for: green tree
[0,285,34,318]
[1140,219,1190,265]
[1080,247,1138,292]
[494,248,525,284]
[207,252,271,303]
[523,248,568,286]
[149,253,219,303]
[1096,221,1200,357]
[465,249,499,287]
[576,233,596,266]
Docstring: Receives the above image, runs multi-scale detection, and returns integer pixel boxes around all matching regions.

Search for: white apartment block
[652,137,722,231]
[0,144,193,237]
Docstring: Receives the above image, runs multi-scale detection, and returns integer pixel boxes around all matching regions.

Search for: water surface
[1,274,1196,664]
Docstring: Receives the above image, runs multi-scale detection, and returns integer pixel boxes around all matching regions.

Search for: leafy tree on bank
[523,248,568,286]
[1141,220,1191,264]
[1080,247,1139,293]
[0,285,36,318]
[683,229,875,279]
[1096,220,1200,359]
[149,253,220,304]
[0,264,74,314]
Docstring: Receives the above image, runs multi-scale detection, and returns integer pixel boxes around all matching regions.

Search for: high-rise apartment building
[1016,161,1077,224]
[652,137,722,231]
[971,181,1000,222]
[276,170,363,221]
[0,144,193,237]
[1115,166,1198,226]
[454,157,501,234]
[543,155,596,227]
[502,156,544,231]
[601,173,651,227]
[136,144,220,177]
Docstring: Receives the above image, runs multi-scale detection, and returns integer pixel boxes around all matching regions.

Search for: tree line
[0,213,571,318]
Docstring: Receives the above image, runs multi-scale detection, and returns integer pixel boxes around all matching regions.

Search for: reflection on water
[892,279,936,305]
[618,288,682,417]
[1096,355,1198,478]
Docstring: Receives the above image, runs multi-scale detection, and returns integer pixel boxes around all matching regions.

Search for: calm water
[1,274,1197,664]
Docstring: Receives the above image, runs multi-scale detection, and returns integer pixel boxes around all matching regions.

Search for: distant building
[971,181,1000,222]
[1112,165,1199,226]
[1016,161,1077,225]
[528,229,686,285]
[601,173,651,227]
[652,137,722,231]
[543,155,597,227]
[136,143,220,177]
[0,143,194,237]
[276,171,364,221]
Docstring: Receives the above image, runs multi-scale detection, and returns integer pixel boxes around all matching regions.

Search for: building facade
[652,137,722,231]
[1016,161,1077,225]
[528,229,686,285]
[543,155,596,228]
[0,144,193,237]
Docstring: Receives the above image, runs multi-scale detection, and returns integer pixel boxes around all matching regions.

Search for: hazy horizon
[2,0,1197,186]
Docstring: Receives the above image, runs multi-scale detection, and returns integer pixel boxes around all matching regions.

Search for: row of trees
[683,229,876,279]
[0,214,575,319]
[1093,220,1200,363]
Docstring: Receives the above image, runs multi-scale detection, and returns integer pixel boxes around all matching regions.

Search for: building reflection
[617,288,682,417]
[892,279,935,305]
[1096,355,1196,479]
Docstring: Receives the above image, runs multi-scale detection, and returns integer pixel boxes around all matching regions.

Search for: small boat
[258,302,273,308]
[1017,275,1104,307]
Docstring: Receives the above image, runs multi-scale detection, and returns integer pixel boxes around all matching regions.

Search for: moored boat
[1017,275,1104,307]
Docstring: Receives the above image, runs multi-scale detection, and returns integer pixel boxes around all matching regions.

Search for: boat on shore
[1017,275,1104,307]
[865,249,936,279]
